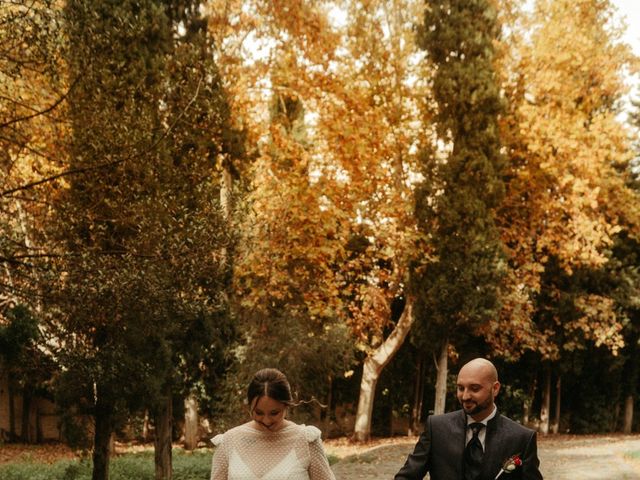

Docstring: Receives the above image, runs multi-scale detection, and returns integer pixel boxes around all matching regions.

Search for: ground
[2,434,640,478]
[0,443,78,465]
[326,434,640,479]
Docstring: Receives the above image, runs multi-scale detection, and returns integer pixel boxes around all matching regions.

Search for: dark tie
[464,422,484,480]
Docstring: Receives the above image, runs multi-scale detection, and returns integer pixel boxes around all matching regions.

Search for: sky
[612,0,640,117]
[614,0,640,54]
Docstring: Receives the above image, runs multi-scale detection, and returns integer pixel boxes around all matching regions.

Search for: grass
[0,447,343,479]
[326,453,341,466]
[625,450,640,462]
[0,448,213,480]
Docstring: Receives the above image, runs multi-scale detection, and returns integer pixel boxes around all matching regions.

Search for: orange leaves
[565,295,624,355]
[0,443,77,465]
[221,0,427,345]
[233,98,345,322]
[490,0,639,359]
[216,0,636,364]
[488,290,624,361]
[501,0,636,268]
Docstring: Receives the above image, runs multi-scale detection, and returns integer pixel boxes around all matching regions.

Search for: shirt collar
[466,405,497,427]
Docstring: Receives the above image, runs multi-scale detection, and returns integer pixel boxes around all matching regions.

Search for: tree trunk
[154,395,173,480]
[221,167,233,218]
[353,300,414,442]
[321,376,333,436]
[523,376,537,427]
[92,390,114,480]
[433,340,448,415]
[409,353,425,436]
[551,375,561,434]
[36,404,43,443]
[539,366,551,435]
[353,354,380,442]
[143,409,150,442]
[623,395,634,434]
[183,395,198,451]
[8,378,16,441]
[21,386,32,443]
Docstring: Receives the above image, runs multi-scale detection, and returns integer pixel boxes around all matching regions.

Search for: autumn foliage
[1,0,640,466]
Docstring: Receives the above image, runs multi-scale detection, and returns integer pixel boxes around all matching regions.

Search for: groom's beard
[461,396,493,416]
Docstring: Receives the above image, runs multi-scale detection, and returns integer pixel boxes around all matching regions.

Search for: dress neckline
[242,421,297,434]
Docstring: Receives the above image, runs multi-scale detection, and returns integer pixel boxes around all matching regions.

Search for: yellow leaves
[501,0,636,267]
[222,0,427,346]
[217,0,636,367]
[491,0,640,360]
[566,295,625,355]
[233,118,347,318]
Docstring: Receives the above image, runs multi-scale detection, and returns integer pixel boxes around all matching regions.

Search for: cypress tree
[412,0,506,361]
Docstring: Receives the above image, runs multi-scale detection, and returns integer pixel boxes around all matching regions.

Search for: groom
[395,358,543,480]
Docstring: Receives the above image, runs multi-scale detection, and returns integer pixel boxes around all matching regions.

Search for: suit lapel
[481,414,506,480]
[452,410,467,480]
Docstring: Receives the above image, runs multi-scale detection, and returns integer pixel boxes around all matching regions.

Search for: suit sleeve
[521,430,543,480]
[394,418,432,480]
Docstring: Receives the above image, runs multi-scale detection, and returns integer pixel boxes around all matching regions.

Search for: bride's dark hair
[247,368,294,410]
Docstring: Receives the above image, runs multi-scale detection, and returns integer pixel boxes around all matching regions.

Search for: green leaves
[44,0,235,446]
[0,305,39,364]
[413,0,506,348]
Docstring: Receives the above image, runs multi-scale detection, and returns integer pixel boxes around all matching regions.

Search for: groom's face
[456,364,500,421]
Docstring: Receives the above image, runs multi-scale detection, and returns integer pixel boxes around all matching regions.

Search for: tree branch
[1,76,204,197]
[0,77,78,130]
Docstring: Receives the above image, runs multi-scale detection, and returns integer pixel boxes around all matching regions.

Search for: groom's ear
[492,381,501,397]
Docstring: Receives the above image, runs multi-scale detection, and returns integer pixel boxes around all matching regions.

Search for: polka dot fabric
[210,422,336,480]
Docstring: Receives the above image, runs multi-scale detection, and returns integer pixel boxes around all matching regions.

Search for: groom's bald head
[456,358,500,421]
[460,358,499,383]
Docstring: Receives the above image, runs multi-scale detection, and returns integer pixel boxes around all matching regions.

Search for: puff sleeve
[210,434,228,480]
[305,426,336,480]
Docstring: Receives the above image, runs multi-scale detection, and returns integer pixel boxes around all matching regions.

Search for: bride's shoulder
[211,422,253,446]
[210,433,225,446]
[296,424,322,442]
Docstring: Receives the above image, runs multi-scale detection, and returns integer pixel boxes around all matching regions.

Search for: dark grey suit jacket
[395,410,543,480]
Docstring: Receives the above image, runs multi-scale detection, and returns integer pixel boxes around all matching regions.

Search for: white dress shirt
[465,405,497,451]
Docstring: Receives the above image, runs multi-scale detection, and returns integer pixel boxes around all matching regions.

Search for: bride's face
[251,395,287,432]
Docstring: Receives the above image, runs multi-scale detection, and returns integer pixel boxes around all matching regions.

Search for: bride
[210,368,336,480]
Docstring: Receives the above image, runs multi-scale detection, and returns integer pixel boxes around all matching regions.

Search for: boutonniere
[494,454,522,479]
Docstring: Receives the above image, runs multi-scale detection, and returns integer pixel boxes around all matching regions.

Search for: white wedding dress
[210,423,336,480]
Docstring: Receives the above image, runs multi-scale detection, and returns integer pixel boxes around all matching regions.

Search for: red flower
[494,454,522,479]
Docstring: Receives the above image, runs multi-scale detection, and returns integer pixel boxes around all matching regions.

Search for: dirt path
[537,435,640,479]
[327,435,640,479]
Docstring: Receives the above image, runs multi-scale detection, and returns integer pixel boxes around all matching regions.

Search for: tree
[489,0,637,356]
[208,0,429,440]
[0,0,65,321]
[0,305,53,442]
[631,88,640,169]
[208,1,353,424]
[304,0,430,442]
[611,94,640,433]
[413,0,507,414]
[486,0,638,432]
[0,2,67,445]
[47,1,235,479]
